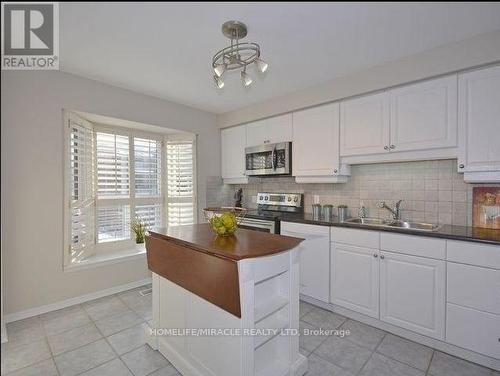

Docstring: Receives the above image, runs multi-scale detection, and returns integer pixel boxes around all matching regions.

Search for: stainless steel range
[239,192,303,234]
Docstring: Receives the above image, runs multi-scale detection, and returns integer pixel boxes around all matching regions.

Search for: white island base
[146,246,307,376]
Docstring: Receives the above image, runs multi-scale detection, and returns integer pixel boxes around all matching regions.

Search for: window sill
[64,244,147,272]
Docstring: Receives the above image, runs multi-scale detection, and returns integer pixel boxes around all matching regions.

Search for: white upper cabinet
[221,125,248,184]
[340,75,459,163]
[245,119,267,147]
[458,65,500,182]
[389,76,457,152]
[340,91,390,156]
[293,103,349,182]
[266,114,293,144]
[245,114,292,147]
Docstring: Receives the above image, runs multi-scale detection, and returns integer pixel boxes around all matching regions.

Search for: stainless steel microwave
[245,142,291,176]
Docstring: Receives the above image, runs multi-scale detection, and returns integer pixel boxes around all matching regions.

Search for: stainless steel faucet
[378,200,403,220]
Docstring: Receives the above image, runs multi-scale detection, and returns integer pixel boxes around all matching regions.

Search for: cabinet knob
[390,145,395,149]
[384,146,389,150]
[380,254,385,260]
[373,253,378,258]
[459,164,465,169]
[334,169,338,174]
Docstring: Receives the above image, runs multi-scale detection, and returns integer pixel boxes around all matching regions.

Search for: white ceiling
[60,2,500,114]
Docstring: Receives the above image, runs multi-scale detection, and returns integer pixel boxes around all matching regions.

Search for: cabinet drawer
[281,222,330,237]
[331,227,379,248]
[446,303,500,360]
[380,233,445,259]
[447,262,500,315]
[447,240,500,269]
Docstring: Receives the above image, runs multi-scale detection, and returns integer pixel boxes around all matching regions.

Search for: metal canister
[312,204,322,221]
[323,204,334,221]
[337,205,348,222]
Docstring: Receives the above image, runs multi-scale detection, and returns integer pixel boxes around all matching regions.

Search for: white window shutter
[166,137,197,226]
[67,113,96,262]
[96,132,130,198]
[134,137,161,197]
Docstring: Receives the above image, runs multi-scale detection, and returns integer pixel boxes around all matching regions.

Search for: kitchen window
[64,111,197,268]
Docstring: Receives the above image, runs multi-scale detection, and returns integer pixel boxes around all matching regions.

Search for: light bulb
[213,75,224,89]
[241,70,252,87]
[213,64,226,78]
[256,58,268,73]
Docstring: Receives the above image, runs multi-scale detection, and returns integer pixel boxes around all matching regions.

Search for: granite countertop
[148,224,304,261]
[279,213,500,246]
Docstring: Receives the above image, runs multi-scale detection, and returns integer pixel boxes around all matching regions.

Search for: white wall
[217,30,500,127]
[0,70,219,315]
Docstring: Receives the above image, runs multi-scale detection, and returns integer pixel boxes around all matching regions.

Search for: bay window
[64,111,197,267]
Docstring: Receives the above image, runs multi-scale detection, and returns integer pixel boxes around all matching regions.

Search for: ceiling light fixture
[213,75,225,89]
[212,20,268,89]
[240,69,252,87]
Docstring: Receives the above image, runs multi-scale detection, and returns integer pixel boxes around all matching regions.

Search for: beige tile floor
[2,286,498,375]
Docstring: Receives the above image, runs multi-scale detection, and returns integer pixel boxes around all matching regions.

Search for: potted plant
[131,218,147,244]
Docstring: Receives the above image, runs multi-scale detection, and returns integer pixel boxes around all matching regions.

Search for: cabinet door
[266,114,293,144]
[458,65,500,173]
[331,243,379,318]
[379,251,445,340]
[340,92,390,156]
[293,103,340,176]
[221,125,246,179]
[281,222,330,303]
[390,75,457,152]
[245,120,267,148]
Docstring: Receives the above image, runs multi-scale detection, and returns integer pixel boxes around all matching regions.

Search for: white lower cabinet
[292,225,500,365]
[445,244,500,360]
[446,303,500,360]
[379,251,445,340]
[281,222,330,303]
[331,243,379,318]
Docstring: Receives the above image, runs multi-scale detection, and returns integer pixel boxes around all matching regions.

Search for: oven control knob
[264,196,268,201]
[287,197,292,202]
[294,197,298,202]
[259,196,263,201]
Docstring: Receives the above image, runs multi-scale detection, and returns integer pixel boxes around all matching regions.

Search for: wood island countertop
[147,224,303,261]
[146,225,303,317]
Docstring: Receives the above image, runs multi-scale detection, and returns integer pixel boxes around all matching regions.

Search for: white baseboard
[300,294,500,372]
[4,278,152,324]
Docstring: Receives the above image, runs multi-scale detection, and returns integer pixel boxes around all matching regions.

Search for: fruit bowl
[203,207,247,236]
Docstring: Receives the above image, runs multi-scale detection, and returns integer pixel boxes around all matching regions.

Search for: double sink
[344,217,440,232]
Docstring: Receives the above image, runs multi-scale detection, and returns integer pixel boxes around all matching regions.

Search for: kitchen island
[145,224,307,376]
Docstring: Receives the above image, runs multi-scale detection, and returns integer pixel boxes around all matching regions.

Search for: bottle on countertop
[358,201,367,218]
[234,188,243,208]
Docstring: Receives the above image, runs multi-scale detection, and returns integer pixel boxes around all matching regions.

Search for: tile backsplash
[206,160,500,227]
